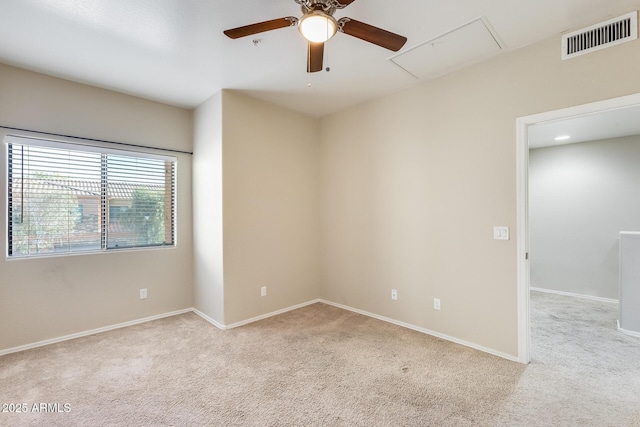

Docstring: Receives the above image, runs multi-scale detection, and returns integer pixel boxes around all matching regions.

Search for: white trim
[192,308,227,330]
[224,299,322,329]
[516,92,640,366]
[617,320,640,338]
[530,287,618,304]
[2,299,523,363]
[5,243,176,262]
[319,299,520,363]
[516,114,531,364]
[0,308,192,357]
[0,300,323,356]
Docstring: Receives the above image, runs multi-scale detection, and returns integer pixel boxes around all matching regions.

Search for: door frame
[516,92,640,364]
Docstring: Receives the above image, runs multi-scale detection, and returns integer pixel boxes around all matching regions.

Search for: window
[6,135,176,258]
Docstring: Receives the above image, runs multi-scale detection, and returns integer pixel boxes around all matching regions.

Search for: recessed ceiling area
[528,104,640,149]
[0,0,639,117]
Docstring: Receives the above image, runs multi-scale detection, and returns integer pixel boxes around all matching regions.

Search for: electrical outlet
[140,288,147,300]
[261,286,267,297]
[434,298,441,310]
[391,289,398,300]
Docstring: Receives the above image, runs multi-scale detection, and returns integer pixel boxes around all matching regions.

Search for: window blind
[6,135,176,258]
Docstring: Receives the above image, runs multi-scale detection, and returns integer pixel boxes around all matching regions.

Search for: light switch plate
[493,226,510,240]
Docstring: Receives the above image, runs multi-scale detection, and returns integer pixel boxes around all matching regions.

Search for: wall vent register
[562,11,638,60]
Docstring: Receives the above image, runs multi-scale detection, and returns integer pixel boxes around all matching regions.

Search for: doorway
[516,92,640,363]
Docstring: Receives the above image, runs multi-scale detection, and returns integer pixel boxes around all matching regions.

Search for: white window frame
[5,133,177,259]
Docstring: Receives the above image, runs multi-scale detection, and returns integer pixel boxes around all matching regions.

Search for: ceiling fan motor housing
[296,0,348,16]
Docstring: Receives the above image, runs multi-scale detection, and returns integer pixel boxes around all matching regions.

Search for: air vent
[562,11,638,60]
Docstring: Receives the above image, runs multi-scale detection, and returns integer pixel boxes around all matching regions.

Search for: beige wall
[4,30,640,358]
[319,35,640,357]
[0,63,194,352]
[193,90,321,325]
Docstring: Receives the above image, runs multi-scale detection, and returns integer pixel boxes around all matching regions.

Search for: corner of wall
[192,91,225,325]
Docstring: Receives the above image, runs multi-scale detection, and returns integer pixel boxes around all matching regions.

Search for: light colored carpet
[1,293,639,426]
[495,291,640,427]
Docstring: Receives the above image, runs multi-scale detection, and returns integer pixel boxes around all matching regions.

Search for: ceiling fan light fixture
[298,10,337,43]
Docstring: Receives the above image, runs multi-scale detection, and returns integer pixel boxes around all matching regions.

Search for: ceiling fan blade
[338,18,407,51]
[307,42,324,73]
[336,0,356,6]
[224,17,298,39]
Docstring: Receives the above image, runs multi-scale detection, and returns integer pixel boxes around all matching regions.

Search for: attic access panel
[390,17,504,80]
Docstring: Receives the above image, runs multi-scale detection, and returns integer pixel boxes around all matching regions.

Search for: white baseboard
[319,299,520,363]
[530,287,618,304]
[0,308,193,357]
[192,300,323,330]
[223,299,322,329]
[617,320,640,338]
[1,300,321,356]
[2,299,522,364]
[192,308,226,330]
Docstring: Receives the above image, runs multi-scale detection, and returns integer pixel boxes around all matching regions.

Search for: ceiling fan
[223,0,407,73]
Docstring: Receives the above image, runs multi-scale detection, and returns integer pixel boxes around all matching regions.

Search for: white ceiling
[1,0,639,117]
